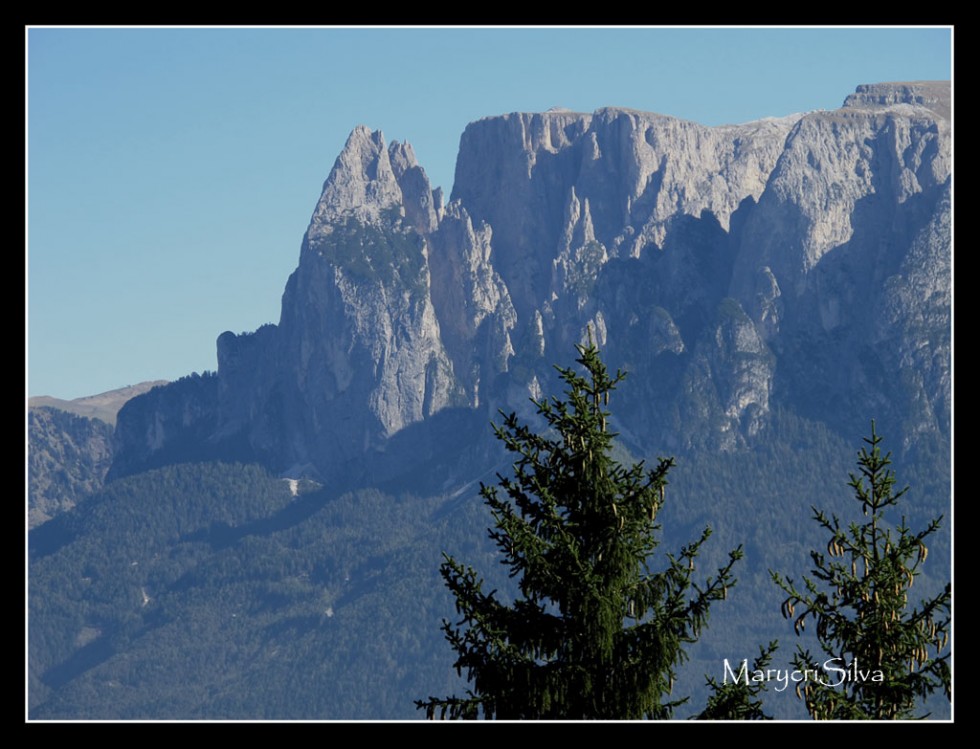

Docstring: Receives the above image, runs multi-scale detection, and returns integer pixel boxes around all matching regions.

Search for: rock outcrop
[843,80,951,120]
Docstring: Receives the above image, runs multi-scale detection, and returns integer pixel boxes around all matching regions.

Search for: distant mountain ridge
[28,381,167,527]
[29,407,113,527]
[108,82,949,491]
[30,381,168,426]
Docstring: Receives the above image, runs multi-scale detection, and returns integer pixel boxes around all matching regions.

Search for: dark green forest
[28,406,950,719]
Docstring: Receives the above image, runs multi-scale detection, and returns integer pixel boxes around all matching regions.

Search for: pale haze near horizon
[27,26,952,400]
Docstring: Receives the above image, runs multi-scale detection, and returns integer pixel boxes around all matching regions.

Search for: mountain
[30,82,951,719]
[110,82,950,482]
[28,381,168,527]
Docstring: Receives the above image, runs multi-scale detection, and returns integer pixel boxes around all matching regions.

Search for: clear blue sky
[27,26,952,400]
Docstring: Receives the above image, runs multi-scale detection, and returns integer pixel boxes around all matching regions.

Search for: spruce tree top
[417,340,742,719]
[771,421,951,719]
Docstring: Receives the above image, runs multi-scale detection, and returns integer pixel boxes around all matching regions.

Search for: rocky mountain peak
[308,126,402,227]
[308,126,442,241]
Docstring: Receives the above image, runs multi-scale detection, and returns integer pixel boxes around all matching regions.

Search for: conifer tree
[416,341,743,719]
[770,422,951,719]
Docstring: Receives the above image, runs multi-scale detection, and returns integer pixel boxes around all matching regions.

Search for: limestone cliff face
[733,102,949,297]
[689,298,775,448]
[213,128,465,477]
[872,182,951,444]
[446,106,802,447]
[428,201,516,406]
[452,108,798,316]
[111,82,950,481]
[730,83,950,439]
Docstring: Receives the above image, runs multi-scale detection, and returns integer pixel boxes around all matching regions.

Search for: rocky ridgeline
[110,82,951,481]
